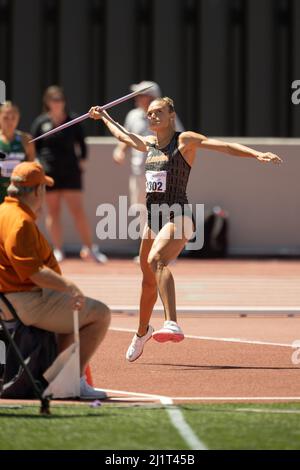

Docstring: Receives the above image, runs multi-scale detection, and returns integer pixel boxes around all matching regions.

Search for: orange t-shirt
[0,197,61,292]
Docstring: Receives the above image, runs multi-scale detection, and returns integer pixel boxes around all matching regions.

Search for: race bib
[0,160,20,177]
[145,170,167,193]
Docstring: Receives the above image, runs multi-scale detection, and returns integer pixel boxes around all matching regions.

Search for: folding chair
[0,292,51,414]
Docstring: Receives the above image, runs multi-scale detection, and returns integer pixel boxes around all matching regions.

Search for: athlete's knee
[148,252,166,273]
[88,299,111,327]
[142,275,157,291]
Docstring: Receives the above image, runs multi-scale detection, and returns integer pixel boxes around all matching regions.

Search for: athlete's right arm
[113,142,128,165]
[89,106,147,152]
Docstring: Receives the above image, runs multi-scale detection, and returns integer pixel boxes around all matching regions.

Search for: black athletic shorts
[147,203,195,234]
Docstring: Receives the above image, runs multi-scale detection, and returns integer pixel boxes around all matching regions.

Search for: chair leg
[0,295,51,415]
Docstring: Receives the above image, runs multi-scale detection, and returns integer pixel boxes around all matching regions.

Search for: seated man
[0,162,110,398]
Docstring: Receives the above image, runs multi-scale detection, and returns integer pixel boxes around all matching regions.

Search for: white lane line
[106,396,300,405]
[109,327,295,348]
[102,389,207,450]
[235,408,300,414]
[170,397,300,401]
[108,397,158,402]
[109,305,300,313]
[134,403,300,414]
[180,335,293,348]
[102,389,162,400]
[159,396,207,450]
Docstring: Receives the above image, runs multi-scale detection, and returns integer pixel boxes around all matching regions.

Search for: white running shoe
[53,248,65,263]
[152,320,184,343]
[126,325,154,362]
[80,377,107,400]
[80,244,108,263]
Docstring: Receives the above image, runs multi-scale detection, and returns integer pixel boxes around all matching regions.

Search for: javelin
[29,85,153,143]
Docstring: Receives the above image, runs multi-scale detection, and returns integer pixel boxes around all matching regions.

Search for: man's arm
[30,266,85,310]
[180,131,282,164]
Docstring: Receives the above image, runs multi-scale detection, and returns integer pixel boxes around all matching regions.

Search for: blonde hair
[152,97,175,113]
[0,101,20,115]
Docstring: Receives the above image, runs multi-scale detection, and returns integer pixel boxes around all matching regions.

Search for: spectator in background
[0,101,35,203]
[113,81,184,260]
[31,86,107,263]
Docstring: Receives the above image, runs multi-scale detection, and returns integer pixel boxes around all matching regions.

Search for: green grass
[1,403,300,450]
[0,404,188,450]
[182,403,300,450]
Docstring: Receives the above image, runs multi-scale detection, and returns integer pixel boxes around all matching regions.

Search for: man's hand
[30,266,86,310]
[256,152,282,164]
[67,282,85,310]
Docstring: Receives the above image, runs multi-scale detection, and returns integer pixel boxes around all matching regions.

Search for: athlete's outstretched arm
[181,131,282,164]
[89,106,147,152]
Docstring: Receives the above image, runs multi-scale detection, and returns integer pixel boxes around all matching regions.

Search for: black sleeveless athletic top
[145,132,193,230]
[145,132,191,208]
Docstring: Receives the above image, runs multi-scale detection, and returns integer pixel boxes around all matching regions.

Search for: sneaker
[152,320,184,343]
[80,377,107,400]
[80,244,108,264]
[126,325,154,362]
[53,248,65,263]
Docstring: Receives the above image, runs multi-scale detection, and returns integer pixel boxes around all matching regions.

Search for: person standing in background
[31,86,107,263]
[0,102,35,202]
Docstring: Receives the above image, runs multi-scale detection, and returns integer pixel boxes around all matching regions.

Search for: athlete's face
[46,95,66,114]
[0,108,20,134]
[147,101,174,131]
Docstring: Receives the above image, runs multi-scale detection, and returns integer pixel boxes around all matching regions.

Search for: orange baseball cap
[11,162,54,187]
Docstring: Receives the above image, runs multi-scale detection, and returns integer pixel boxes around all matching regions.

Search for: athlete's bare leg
[137,225,157,336]
[147,216,194,322]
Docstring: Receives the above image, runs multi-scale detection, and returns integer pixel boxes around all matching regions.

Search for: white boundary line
[110,305,300,314]
[105,400,300,414]
[235,408,300,414]
[109,327,295,348]
[170,397,300,401]
[102,389,207,450]
[105,396,300,403]
[107,397,158,402]
[160,396,207,450]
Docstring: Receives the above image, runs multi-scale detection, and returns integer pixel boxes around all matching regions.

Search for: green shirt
[0,131,27,203]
